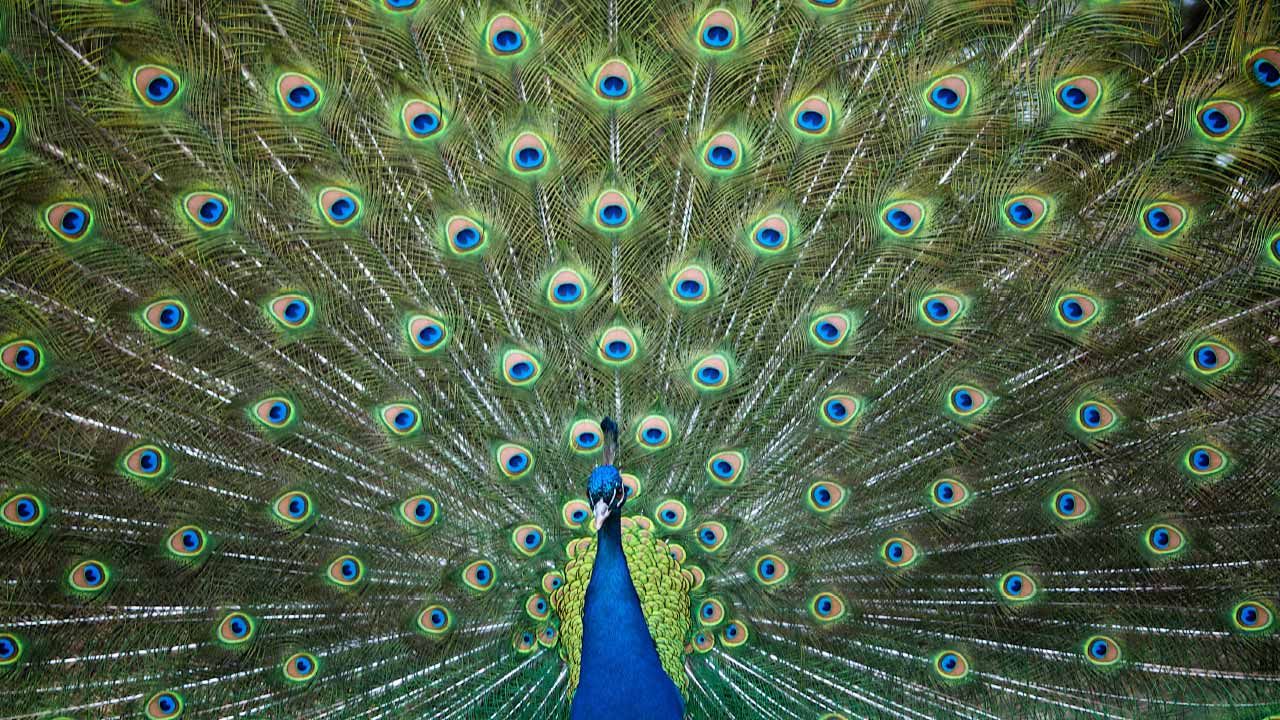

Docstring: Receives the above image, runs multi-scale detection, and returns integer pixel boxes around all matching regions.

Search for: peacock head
[587,464,625,531]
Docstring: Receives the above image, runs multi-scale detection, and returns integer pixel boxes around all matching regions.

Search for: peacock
[2,0,1280,716]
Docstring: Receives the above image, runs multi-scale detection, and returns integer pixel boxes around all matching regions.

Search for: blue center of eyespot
[572,509,586,521]
[816,321,839,341]
[1196,347,1218,368]
[756,227,782,247]
[431,609,445,625]
[887,209,914,230]
[826,400,848,420]
[1192,449,1211,470]
[1090,640,1108,658]
[14,345,38,371]
[797,110,826,131]
[493,29,522,52]
[84,564,102,585]
[288,85,316,109]
[393,409,416,430]
[707,144,735,167]
[644,427,665,443]
[139,449,160,473]
[288,497,307,517]
[506,453,528,472]
[697,366,722,384]
[524,531,540,546]
[702,603,714,616]
[931,86,959,110]
[0,639,14,658]
[1057,493,1076,514]
[599,203,626,225]
[230,617,247,635]
[1146,208,1171,232]
[702,25,731,48]
[295,656,312,673]
[283,299,308,323]
[199,199,224,223]
[157,304,182,329]
[1005,576,1023,594]
[813,486,832,505]
[1201,108,1228,133]
[1061,298,1084,321]
[15,499,36,520]
[414,500,432,520]
[600,75,628,97]
[181,530,200,549]
[887,542,904,560]
[453,226,480,249]
[61,208,86,234]
[554,282,581,302]
[1081,405,1102,427]
[0,116,11,145]
[578,431,598,448]
[662,509,677,521]
[936,482,954,502]
[509,361,533,380]
[1239,605,1258,625]
[516,146,543,168]
[268,401,289,423]
[1255,58,1280,87]
[713,459,733,478]
[605,340,630,359]
[726,625,738,638]
[411,112,438,134]
[760,560,776,577]
[941,653,957,670]
[818,598,832,613]
[475,565,490,583]
[147,76,174,101]
[536,599,547,612]
[1059,85,1088,109]
[329,197,355,221]
[1008,202,1034,226]
[677,279,703,298]
[341,559,357,578]
[1152,529,1170,548]
[387,0,418,7]
[953,389,973,411]
[418,324,442,346]
[700,528,716,543]
[158,695,176,713]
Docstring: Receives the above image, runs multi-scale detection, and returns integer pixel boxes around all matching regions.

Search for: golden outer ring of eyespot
[538,624,558,647]
[635,414,673,450]
[1075,401,1117,433]
[511,524,545,556]
[1183,444,1227,476]
[502,349,541,387]
[445,215,486,255]
[932,650,970,679]
[924,75,970,115]
[379,402,422,436]
[509,132,549,172]
[44,201,94,242]
[2,493,45,528]
[277,72,322,113]
[1055,293,1098,328]
[272,490,313,524]
[947,384,987,416]
[593,60,635,102]
[697,10,739,52]
[120,444,169,481]
[401,99,446,140]
[1188,341,1234,376]
[525,593,550,620]
[754,554,789,586]
[593,190,633,230]
[653,499,688,530]
[513,630,537,653]
[561,499,590,528]
[720,619,748,647]
[68,559,110,593]
[541,571,564,594]
[750,214,790,253]
[694,521,727,553]
[705,450,744,485]
[141,299,190,335]
[1195,100,1244,140]
[216,611,256,645]
[808,312,851,347]
[697,598,725,627]
[809,591,846,622]
[998,571,1037,601]
[326,554,365,586]
[144,690,184,720]
[702,131,742,171]
[1140,201,1187,239]
[181,191,230,231]
[0,632,23,666]
[1232,600,1275,633]
[691,631,715,653]
[1082,635,1120,665]
[1,339,45,377]
[1050,488,1090,520]
[919,293,963,327]
[621,473,641,501]
[597,326,638,365]
[406,313,449,353]
[417,605,453,635]
[1002,195,1047,231]
[1144,523,1185,555]
[283,652,319,682]
[690,354,730,389]
[252,396,296,430]
[819,394,860,428]
[267,293,314,329]
[1246,47,1280,89]
[497,443,534,479]
[400,494,438,528]
[881,537,918,568]
[807,481,846,513]
[132,65,181,107]
[670,266,711,306]
[791,96,834,136]
[569,419,604,454]
[167,525,207,558]
[318,187,361,227]
[547,268,589,308]
[487,14,528,57]
[880,200,925,237]
[929,478,968,509]
[463,559,496,592]
[1053,75,1101,116]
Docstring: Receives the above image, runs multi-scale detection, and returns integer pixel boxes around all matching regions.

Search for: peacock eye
[697,10,739,52]
[283,652,319,682]
[417,604,453,635]
[511,524,545,556]
[464,560,496,591]
[273,490,313,524]
[278,73,322,113]
[145,690,184,719]
[217,612,256,645]
[753,554,790,586]
[327,555,365,586]
[400,495,438,528]
[654,500,688,531]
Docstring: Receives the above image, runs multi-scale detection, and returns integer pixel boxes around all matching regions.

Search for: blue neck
[570,513,684,720]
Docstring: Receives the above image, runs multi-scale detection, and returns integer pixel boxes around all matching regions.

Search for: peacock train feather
[1,0,1279,717]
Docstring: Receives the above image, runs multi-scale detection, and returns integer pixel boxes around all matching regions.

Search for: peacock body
[2,0,1280,717]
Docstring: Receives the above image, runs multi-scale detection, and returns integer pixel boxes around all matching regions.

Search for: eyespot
[44,202,94,242]
[2,493,45,530]
[509,132,549,173]
[69,559,110,594]
[807,481,846,513]
[278,73,322,114]
[1246,47,1280,89]
[561,499,590,529]
[820,394,861,428]
[697,9,738,52]
[1188,341,1235,377]
[668,542,686,563]
[406,314,449,353]
[1196,100,1244,140]
[999,571,1037,601]
[145,691,184,719]
[753,554,789,586]
[702,131,742,172]
[697,598,725,627]
[695,521,727,552]
[0,633,23,667]
[685,565,705,591]
[120,444,169,482]
[416,604,452,636]
[1,340,45,377]
[378,403,422,436]
[216,612,256,645]
[182,192,230,230]
[463,560,496,591]
[514,630,536,653]
[252,397,297,430]
[919,293,964,327]
[318,187,361,226]
[597,326,638,365]
[502,349,542,387]
[1141,201,1187,239]
[1051,488,1090,520]
[1054,75,1101,116]
[594,189,633,230]
[402,100,445,140]
[690,354,730,390]
[880,200,925,237]
[1144,523,1185,555]
[524,593,550,620]
[705,450,744,485]
[167,525,207,559]
[444,215,486,255]
[750,214,790,253]
[621,473,641,500]
[141,299,190,335]
[133,65,180,107]
[670,266,711,306]
[569,419,604,454]
[594,59,635,101]
[267,293,314,330]
[808,592,845,623]
[925,75,969,115]
[1003,195,1048,231]
[487,14,528,56]
[283,652,318,682]
[400,494,438,528]
[541,571,564,594]
[933,650,969,680]
[497,443,534,479]
[1075,401,1117,433]
[947,384,989,418]
[1233,601,1274,633]
[654,500,687,531]
[881,537,918,568]
[721,619,748,647]
[326,555,365,587]
[1083,635,1120,666]
[792,96,833,136]
[1184,444,1228,477]
[511,524,545,556]
[930,478,969,509]
[809,312,852,348]
[0,109,17,152]
[547,269,589,309]
[538,624,558,647]
[635,415,672,450]
[691,630,715,652]
[1055,293,1099,328]
[272,490,313,525]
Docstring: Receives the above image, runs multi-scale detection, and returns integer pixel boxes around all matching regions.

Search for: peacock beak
[593,499,612,531]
